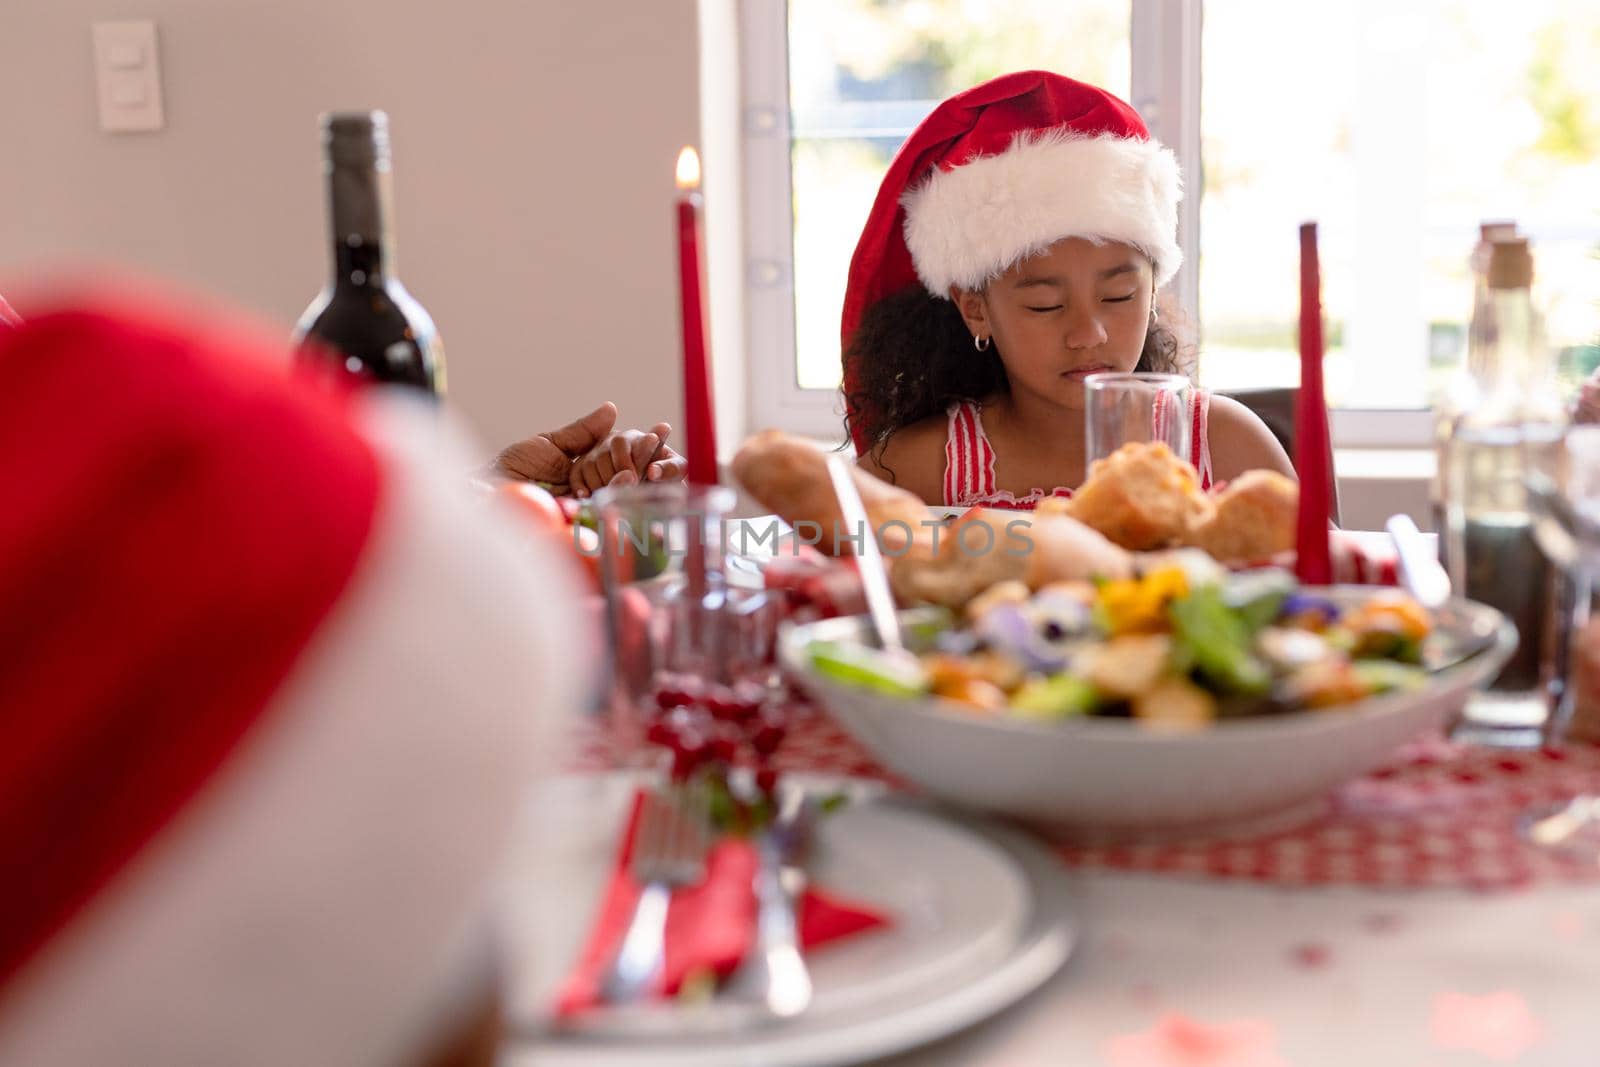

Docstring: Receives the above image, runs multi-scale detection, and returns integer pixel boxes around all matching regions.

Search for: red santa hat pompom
[841,70,1183,453]
[0,291,588,1065]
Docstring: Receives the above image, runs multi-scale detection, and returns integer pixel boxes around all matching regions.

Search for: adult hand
[492,402,619,488]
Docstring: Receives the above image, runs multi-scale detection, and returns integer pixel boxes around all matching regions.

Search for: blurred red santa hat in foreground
[0,288,589,1065]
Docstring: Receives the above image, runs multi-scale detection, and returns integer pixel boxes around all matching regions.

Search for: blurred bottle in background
[1442,235,1569,745]
[1431,220,1518,547]
[294,111,445,397]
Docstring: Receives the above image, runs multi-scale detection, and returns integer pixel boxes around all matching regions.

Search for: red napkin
[1255,533,1401,586]
[1295,222,1334,585]
[555,791,890,1016]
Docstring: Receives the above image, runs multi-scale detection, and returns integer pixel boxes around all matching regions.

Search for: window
[744,0,1600,441]
[1200,0,1600,410]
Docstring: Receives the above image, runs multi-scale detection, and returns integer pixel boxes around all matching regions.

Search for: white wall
[0,0,705,456]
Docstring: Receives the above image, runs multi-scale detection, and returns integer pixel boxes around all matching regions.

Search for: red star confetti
[1289,942,1332,969]
[1550,911,1584,940]
[1104,1014,1288,1067]
[1430,991,1543,1061]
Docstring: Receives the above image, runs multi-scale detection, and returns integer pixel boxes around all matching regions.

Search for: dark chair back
[1216,386,1342,526]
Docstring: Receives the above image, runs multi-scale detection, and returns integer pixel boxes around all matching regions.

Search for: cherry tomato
[496,481,566,536]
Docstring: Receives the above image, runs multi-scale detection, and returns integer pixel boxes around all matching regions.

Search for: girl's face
[954,237,1153,411]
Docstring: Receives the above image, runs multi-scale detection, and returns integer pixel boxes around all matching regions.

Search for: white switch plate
[91,21,163,132]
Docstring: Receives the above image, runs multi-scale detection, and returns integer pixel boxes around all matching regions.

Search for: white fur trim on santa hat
[902,129,1183,295]
[0,394,593,1067]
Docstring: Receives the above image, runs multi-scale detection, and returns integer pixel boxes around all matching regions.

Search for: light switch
[92,21,163,132]
[107,43,144,70]
[110,82,147,107]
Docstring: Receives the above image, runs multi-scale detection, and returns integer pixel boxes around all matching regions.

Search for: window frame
[738,0,1430,449]
[742,0,844,441]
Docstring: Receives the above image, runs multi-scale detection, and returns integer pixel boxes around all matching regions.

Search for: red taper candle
[675,147,718,486]
[1295,222,1333,584]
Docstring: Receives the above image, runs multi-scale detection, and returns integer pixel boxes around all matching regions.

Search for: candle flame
[675,146,702,191]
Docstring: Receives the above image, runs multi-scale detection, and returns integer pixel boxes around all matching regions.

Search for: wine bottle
[294,111,445,396]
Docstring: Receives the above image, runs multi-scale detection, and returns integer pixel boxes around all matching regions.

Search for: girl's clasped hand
[493,401,688,497]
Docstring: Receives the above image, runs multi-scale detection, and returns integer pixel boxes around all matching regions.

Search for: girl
[841,70,1293,508]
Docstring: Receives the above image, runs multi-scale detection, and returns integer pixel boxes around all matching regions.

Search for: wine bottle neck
[325,161,395,287]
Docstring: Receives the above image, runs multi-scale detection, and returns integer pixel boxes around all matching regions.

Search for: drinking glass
[1083,372,1193,465]
[1519,427,1600,855]
[591,483,781,722]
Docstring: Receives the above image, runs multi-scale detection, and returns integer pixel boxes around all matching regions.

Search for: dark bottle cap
[321,110,391,170]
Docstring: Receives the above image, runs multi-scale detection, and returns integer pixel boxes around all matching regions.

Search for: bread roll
[731,430,930,556]
[1065,442,1214,551]
[1184,470,1298,563]
[890,508,1131,609]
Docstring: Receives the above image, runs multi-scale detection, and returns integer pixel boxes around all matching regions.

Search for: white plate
[499,773,1076,1067]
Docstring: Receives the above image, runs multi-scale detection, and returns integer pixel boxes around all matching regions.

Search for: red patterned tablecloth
[566,709,1600,892]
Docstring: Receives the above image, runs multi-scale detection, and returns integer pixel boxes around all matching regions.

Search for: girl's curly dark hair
[842,286,1193,468]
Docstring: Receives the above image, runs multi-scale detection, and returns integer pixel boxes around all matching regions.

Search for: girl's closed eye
[1025,304,1063,313]
[1102,293,1137,304]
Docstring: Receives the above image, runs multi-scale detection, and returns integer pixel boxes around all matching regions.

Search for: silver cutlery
[1386,513,1450,610]
[598,784,710,1004]
[825,454,905,653]
[727,787,815,1017]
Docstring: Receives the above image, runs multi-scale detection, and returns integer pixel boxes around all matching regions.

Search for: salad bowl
[779,586,1514,834]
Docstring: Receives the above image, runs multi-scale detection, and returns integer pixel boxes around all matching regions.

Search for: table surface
[866,870,1597,1066]
[507,767,1599,1067]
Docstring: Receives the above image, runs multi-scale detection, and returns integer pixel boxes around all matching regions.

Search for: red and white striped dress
[943,395,1214,510]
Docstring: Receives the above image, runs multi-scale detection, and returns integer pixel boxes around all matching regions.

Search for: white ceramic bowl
[779,591,1515,836]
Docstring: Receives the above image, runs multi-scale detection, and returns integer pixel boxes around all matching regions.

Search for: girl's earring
[1149,305,1159,326]
[974,334,991,352]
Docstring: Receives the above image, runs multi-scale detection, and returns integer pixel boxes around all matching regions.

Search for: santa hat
[0,293,589,1065]
[841,70,1183,453]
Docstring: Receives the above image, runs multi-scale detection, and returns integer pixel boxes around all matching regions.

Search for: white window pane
[1200,0,1600,408]
[788,0,1133,392]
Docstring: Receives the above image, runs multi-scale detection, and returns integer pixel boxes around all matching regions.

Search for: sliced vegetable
[1221,568,1296,632]
[810,641,929,697]
[933,676,1009,713]
[804,576,1439,724]
[1351,659,1427,695]
[1340,592,1432,664]
[1343,591,1433,641]
[1168,585,1272,695]
[1010,674,1099,719]
[1347,628,1424,665]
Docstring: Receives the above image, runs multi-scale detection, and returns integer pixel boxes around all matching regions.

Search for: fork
[599,783,710,1004]
[726,786,815,1017]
